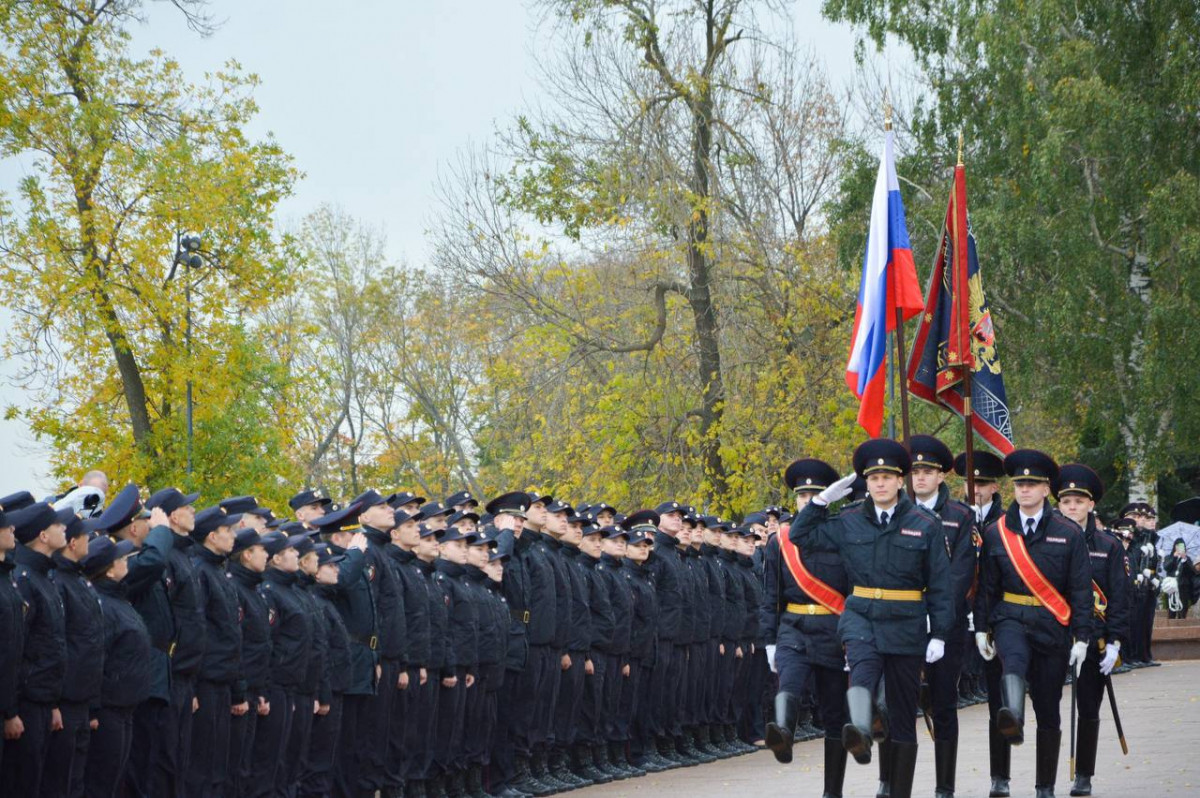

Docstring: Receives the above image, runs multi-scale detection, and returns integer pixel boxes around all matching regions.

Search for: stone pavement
[575,660,1200,797]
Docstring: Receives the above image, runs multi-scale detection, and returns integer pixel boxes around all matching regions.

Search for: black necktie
[1025,518,1036,536]
[881,511,890,528]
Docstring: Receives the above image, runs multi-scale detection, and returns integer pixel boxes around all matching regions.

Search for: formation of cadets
[0,434,1163,798]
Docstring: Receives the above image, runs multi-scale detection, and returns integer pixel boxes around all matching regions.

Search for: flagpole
[956,130,979,507]
[885,102,915,499]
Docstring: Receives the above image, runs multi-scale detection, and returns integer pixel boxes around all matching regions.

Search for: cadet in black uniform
[790,439,954,798]
[762,458,849,798]
[482,536,515,796]
[387,509,432,798]
[648,501,688,766]
[694,515,728,759]
[81,534,151,798]
[907,436,977,798]
[93,486,175,798]
[228,526,271,798]
[412,522,448,798]
[463,525,504,798]
[290,488,332,530]
[1052,466,1130,798]
[431,518,480,798]
[352,489,408,798]
[284,531,326,796]
[483,491,536,797]
[975,450,1093,798]
[732,526,763,748]
[144,486,207,798]
[714,521,750,757]
[311,503,376,798]
[301,541,353,798]
[620,517,661,771]
[954,451,1010,797]
[575,519,617,785]
[250,532,314,798]
[186,505,245,798]
[551,512,595,789]
[1,503,68,796]
[598,526,642,779]
[44,506,104,798]
[1122,502,1160,665]
[0,502,21,782]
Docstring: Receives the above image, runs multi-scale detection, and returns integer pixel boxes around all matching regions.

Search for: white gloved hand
[1141,543,1154,557]
[975,632,996,661]
[766,644,777,674]
[814,473,858,506]
[1152,578,1161,589]
[925,638,945,664]
[967,612,975,633]
[1142,568,1153,578]
[1099,642,1120,676]
[1069,640,1089,676]
[1135,574,1145,585]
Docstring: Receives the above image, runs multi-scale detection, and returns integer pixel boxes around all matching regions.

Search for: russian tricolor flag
[845,130,924,437]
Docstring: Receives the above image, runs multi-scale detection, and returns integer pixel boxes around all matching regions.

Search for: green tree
[0,1,298,492]
[824,0,1200,508]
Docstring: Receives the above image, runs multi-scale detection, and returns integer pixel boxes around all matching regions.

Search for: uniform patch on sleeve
[900,529,923,538]
[942,520,960,528]
[1089,551,1109,559]
[1046,536,1067,544]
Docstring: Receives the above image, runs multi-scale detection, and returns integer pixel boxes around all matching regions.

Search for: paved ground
[575,660,1200,797]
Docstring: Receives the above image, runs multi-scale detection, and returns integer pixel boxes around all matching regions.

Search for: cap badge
[1023,468,1031,476]
[804,478,812,485]
[878,458,885,465]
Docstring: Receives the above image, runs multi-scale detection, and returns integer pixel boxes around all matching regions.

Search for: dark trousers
[602,654,630,741]
[404,676,438,780]
[299,693,343,798]
[333,693,370,798]
[1139,591,1158,660]
[464,669,492,764]
[995,622,1070,730]
[647,640,677,737]
[632,662,656,754]
[845,640,922,744]
[42,699,90,798]
[363,659,399,791]
[490,672,519,787]
[246,685,295,798]
[228,708,258,798]
[284,691,316,793]
[0,699,53,796]
[552,652,586,750]
[83,705,134,798]
[125,698,168,798]
[186,680,232,797]
[775,647,848,739]
[927,630,966,741]
[433,668,468,776]
[387,667,419,785]
[715,643,737,725]
[579,656,606,743]
[510,645,557,755]
[166,674,197,798]
[615,657,641,742]
[748,647,769,740]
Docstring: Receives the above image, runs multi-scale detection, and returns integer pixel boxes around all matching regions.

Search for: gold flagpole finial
[884,93,893,131]
[957,130,964,166]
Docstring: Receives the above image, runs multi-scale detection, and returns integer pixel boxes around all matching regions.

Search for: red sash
[998,517,1071,626]
[778,527,845,615]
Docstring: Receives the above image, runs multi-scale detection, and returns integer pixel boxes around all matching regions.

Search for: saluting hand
[149,506,170,529]
[349,532,369,552]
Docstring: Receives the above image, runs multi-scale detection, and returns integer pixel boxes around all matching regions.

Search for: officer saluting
[788,438,953,798]
[1052,465,1130,797]
[762,458,849,798]
[975,450,1093,798]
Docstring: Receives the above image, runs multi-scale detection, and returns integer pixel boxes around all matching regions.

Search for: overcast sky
[0,0,900,498]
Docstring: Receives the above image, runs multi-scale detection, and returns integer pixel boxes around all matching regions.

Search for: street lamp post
[176,233,203,475]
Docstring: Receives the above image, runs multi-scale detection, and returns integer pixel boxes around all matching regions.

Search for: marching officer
[907,435,978,798]
[2,503,69,796]
[975,450,1093,798]
[955,450,1010,797]
[789,438,953,798]
[1053,465,1130,797]
[762,458,849,798]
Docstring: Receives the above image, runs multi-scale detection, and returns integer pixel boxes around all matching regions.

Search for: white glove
[1141,543,1154,557]
[1069,640,1089,676]
[975,632,996,661]
[766,644,777,674]
[925,638,945,664]
[1099,642,1120,676]
[1142,568,1153,578]
[1135,574,1145,585]
[1152,578,1160,589]
[814,473,857,506]
[967,612,975,633]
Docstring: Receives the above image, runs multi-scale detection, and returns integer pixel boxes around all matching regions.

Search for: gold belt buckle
[873,588,883,599]
[807,605,818,615]
[522,610,531,624]
[369,635,378,651]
